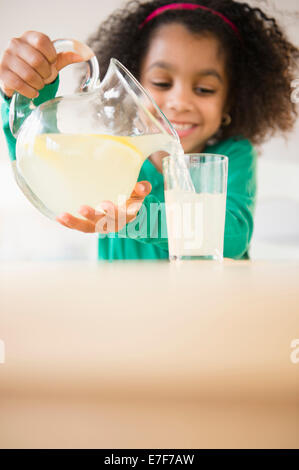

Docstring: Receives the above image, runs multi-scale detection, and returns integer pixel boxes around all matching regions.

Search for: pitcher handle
[9,38,100,138]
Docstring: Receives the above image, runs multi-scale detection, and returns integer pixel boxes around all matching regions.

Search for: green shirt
[1,77,257,260]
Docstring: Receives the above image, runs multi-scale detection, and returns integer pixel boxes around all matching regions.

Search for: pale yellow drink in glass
[164,189,227,259]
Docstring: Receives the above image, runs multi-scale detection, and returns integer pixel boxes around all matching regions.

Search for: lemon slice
[32,133,143,163]
[92,134,143,157]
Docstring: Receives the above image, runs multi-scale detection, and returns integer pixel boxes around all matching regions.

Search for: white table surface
[0,259,298,448]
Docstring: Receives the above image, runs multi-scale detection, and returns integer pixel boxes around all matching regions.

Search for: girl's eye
[150,82,215,95]
[151,82,171,88]
[195,87,215,95]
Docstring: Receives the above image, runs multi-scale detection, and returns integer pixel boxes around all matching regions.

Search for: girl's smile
[167,121,199,138]
[140,23,230,154]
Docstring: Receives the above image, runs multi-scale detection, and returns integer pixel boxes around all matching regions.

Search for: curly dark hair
[83,0,299,145]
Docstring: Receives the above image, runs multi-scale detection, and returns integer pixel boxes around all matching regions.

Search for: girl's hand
[56,181,152,234]
[0,31,84,99]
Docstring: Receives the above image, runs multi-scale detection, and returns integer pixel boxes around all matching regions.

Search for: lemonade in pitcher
[15,131,177,217]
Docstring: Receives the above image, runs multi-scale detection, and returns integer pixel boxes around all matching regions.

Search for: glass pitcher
[9,38,185,220]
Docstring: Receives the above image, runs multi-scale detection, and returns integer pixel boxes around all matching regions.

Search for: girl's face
[140,23,230,154]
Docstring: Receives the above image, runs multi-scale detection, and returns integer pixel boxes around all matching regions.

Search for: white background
[0,0,298,261]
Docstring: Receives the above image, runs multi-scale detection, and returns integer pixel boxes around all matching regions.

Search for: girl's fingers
[126,200,143,220]
[79,200,141,232]
[9,38,54,80]
[20,31,57,65]
[78,205,107,223]
[56,213,96,233]
[43,52,84,85]
[4,52,44,91]
[0,68,39,99]
[0,31,58,97]
[56,218,71,229]
[94,180,152,231]
[95,201,125,233]
[123,180,151,223]
[130,181,152,199]
[57,179,152,234]
[54,51,85,72]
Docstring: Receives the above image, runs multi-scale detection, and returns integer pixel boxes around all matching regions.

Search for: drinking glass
[162,154,228,261]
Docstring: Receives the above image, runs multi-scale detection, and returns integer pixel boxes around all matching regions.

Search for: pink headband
[139,2,241,40]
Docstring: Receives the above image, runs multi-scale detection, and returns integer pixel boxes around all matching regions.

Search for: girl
[1,0,298,260]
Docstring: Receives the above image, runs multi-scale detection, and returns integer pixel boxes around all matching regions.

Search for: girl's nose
[164,84,195,113]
